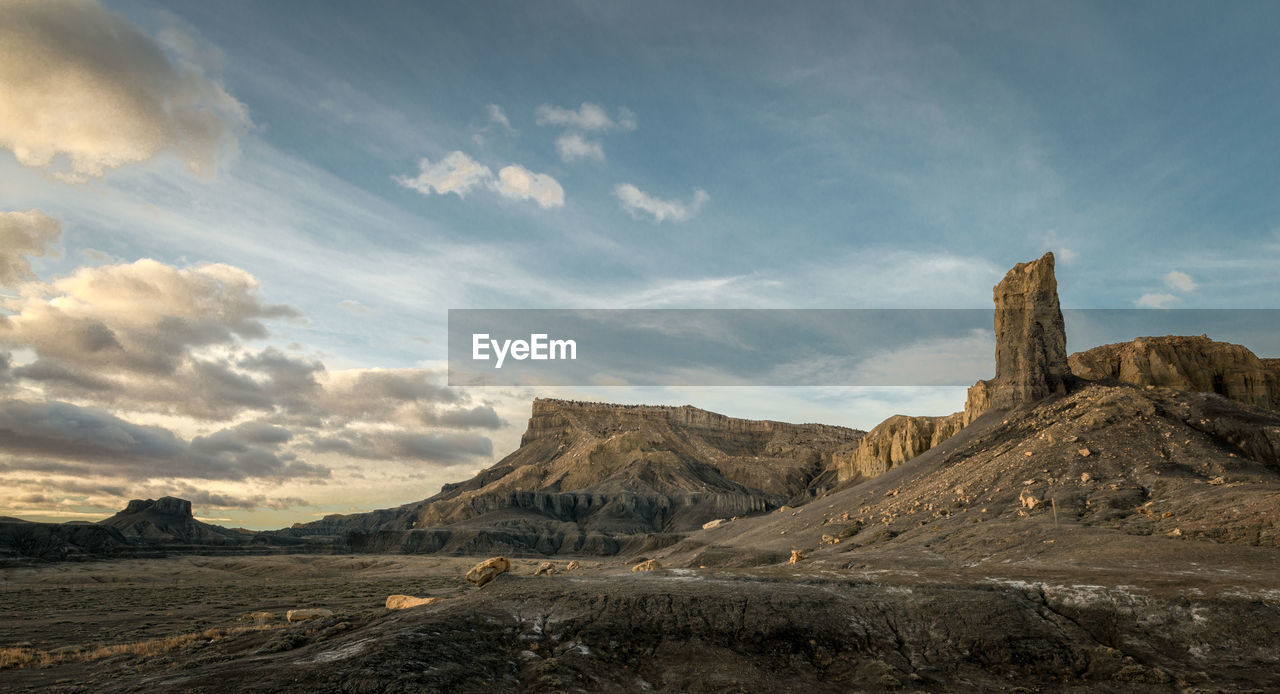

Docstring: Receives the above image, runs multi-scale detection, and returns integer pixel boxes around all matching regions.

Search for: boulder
[701,518,727,530]
[566,560,581,571]
[534,561,555,576]
[237,611,276,626]
[966,252,1070,422]
[631,559,661,572]
[787,549,804,564]
[385,594,441,610]
[465,556,510,587]
[286,608,333,623]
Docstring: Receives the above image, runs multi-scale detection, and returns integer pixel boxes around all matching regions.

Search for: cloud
[614,184,710,223]
[337,299,373,315]
[308,429,492,464]
[494,165,565,208]
[395,152,563,208]
[486,104,514,133]
[0,400,327,482]
[535,103,636,132]
[394,151,493,198]
[1163,270,1198,293]
[0,0,248,180]
[556,133,605,162]
[0,210,62,286]
[1135,292,1178,308]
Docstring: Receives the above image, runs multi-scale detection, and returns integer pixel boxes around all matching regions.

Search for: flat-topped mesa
[1070,335,1280,410]
[523,397,859,447]
[120,497,193,518]
[965,252,1070,423]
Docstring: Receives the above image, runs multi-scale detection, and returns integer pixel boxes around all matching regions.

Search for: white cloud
[495,165,565,208]
[337,299,373,315]
[1163,270,1197,293]
[0,0,249,181]
[614,184,710,223]
[486,104,514,132]
[395,152,563,208]
[0,210,62,286]
[535,103,636,132]
[1135,292,1178,308]
[556,133,605,162]
[1040,230,1078,264]
[394,151,494,198]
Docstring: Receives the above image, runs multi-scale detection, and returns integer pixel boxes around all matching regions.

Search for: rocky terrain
[3,252,1279,691]
[279,401,865,556]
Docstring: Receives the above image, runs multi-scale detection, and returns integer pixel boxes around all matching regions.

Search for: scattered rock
[385,595,441,610]
[820,534,840,545]
[286,608,333,623]
[631,559,661,572]
[566,560,580,571]
[237,611,275,626]
[1079,448,1091,457]
[787,549,804,564]
[466,556,511,587]
[701,518,727,530]
[1080,472,1092,483]
[534,561,555,576]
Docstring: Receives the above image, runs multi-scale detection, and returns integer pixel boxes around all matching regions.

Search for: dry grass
[0,625,276,670]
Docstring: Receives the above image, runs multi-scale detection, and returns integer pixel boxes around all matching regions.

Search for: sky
[1,0,1278,528]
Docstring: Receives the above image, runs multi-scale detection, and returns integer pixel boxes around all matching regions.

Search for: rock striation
[282,399,865,556]
[835,413,964,482]
[1069,335,1280,410]
[965,252,1071,423]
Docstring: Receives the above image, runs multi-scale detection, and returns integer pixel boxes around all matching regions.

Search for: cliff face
[966,252,1070,423]
[835,412,965,482]
[286,399,864,555]
[1069,335,1280,410]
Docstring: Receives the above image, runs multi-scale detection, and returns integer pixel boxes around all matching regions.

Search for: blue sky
[1,0,1278,526]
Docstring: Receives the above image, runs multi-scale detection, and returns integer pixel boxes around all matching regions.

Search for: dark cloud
[423,404,505,430]
[306,429,492,465]
[0,400,328,482]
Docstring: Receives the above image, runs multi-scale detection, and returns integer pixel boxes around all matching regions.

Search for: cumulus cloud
[556,133,605,162]
[0,210,62,286]
[494,165,565,208]
[1163,270,1198,293]
[535,103,636,132]
[1135,292,1178,309]
[614,184,710,223]
[0,0,249,180]
[395,152,564,208]
[394,151,493,198]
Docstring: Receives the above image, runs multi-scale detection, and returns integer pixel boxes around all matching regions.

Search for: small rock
[286,608,333,623]
[566,560,581,571]
[1078,448,1091,457]
[787,549,804,564]
[1080,472,1092,483]
[534,561,555,576]
[466,556,511,587]
[237,611,276,626]
[1024,451,1034,457]
[385,595,441,610]
[631,559,661,572]
[820,534,840,545]
[1208,476,1225,486]
[701,518,727,530]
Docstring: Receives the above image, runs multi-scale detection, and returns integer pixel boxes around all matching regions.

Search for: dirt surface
[1,551,1278,693]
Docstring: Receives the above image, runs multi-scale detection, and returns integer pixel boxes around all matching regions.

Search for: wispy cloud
[556,133,605,162]
[1135,292,1178,308]
[614,184,709,223]
[536,102,635,163]
[1163,270,1197,293]
[0,210,62,285]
